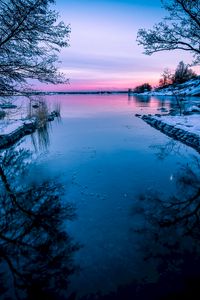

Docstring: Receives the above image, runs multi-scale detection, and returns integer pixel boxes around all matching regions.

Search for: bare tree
[137,0,200,65]
[159,62,197,87]
[159,68,173,87]
[173,61,197,83]
[0,0,70,96]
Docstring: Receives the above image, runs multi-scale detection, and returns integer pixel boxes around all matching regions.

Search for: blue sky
[40,0,198,91]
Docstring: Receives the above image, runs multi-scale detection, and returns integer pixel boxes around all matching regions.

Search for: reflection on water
[78,147,200,299]
[0,96,61,152]
[0,145,79,300]
[30,122,52,152]
[130,152,200,300]
[150,139,183,160]
[28,98,61,152]
[0,94,200,299]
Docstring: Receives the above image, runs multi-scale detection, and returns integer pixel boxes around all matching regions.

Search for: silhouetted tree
[137,0,200,65]
[158,62,197,88]
[159,68,173,87]
[0,0,70,95]
[173,61,197,84]
[133,83,152,93]
[0,146,79,299]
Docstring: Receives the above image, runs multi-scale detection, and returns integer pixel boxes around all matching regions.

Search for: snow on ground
[134,77,200,97]
[153,114,200,136]
[0,118,36,136]
[0,120,24,135]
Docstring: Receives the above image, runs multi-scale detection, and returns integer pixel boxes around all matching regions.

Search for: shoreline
[0,120,36,149]
[0,111,59,150]
[137,114,200,153]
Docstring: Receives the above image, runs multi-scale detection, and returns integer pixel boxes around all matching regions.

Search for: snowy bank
[0,111,60,149]
[138,114,200,153]
[0,119,36,149]
[132,77,200,97]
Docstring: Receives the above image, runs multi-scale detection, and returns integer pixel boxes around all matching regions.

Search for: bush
[133,83,152,93]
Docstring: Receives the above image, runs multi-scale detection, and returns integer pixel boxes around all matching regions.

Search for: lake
[1,94,199,299]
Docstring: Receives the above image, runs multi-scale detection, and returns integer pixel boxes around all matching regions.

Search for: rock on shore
[137,114,200,153]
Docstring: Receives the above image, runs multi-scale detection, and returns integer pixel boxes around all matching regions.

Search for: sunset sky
[39,0,199,92]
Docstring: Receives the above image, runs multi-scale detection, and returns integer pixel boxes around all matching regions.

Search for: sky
[38,0,199,92]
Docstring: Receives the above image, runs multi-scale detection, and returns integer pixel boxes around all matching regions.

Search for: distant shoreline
[23,90,129,96]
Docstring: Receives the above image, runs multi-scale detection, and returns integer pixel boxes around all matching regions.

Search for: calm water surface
[20,94,199,296]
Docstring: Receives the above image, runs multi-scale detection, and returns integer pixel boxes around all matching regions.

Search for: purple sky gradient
[37,0,199,91]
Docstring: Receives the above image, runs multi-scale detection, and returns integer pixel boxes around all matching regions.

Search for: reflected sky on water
[2,94,199,298]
